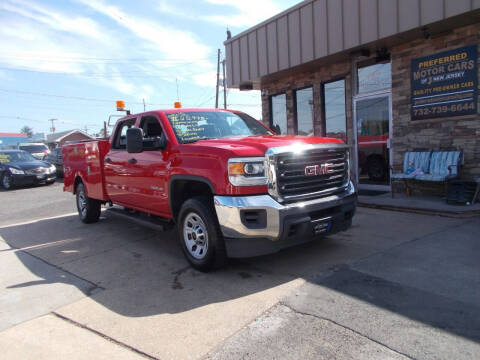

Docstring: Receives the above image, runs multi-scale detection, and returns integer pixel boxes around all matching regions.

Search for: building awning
[224,0,480,89]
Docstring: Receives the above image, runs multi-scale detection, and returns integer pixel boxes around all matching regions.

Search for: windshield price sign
[411,45,477,120]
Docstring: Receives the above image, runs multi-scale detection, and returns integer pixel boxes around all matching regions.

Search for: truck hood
[187,135,344,157]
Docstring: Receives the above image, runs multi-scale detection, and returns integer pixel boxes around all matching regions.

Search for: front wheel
[1,173,14,190]
[76,183,101,223]
[177,196,227,271]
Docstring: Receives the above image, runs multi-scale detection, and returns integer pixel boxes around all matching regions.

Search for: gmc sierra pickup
[63,108,356,271]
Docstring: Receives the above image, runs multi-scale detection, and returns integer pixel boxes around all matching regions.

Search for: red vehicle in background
[63,107,356,271]
[357,134,390,182]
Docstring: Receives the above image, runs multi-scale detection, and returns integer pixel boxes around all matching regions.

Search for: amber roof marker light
[174,101,182,109]
[116,100,131,115]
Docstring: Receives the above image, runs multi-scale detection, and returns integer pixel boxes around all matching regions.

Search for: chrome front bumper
[214,180,356,242]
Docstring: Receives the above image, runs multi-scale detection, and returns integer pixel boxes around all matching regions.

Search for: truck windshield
[166,111,272,144]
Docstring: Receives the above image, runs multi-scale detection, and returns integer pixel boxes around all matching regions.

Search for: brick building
[225,0,480,194]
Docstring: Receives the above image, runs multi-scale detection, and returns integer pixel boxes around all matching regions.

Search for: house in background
[46,129,94,149]
[0,132,28,149]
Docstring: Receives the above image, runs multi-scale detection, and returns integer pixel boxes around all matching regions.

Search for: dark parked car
[0,150,56,190]
[44,147,63,177]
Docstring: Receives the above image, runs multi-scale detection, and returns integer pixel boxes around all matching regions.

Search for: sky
[0,0,299,135]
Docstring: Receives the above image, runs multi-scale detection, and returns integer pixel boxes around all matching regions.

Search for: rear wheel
[1,173,14,190]
[76,183,101,223]
[177,196,227,271]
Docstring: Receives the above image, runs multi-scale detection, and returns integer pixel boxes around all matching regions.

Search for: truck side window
[113,118,136,150]
[140,116,164,150]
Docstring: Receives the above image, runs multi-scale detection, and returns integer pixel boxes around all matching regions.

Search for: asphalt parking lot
[1,182,479,360]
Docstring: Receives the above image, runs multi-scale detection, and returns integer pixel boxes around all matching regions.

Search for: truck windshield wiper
[182,137,217,144]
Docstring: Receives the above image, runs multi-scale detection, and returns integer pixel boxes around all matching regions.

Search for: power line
[0,88,171,106]
[0,66,216,79]
[0,115,99,127]
[0,53,217,63]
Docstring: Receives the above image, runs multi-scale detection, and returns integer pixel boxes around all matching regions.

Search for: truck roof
[119,108,241,119]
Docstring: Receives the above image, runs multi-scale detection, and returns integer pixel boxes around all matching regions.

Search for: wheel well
[74,176,83,194]
[170,180,213,221]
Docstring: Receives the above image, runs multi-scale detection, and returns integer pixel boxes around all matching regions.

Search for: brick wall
[260,60,353,144]
[391,23,480,177]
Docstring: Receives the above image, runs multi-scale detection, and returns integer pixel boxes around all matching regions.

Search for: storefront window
[357,62,391,94]
[295,87,314,136]
[270,94,287,134]
[323,79,347,142]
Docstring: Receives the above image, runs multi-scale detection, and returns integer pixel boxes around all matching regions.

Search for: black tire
[46,180,56,185]
[76,183,101,223]
[1,172,14,190]
[177,196,227,271]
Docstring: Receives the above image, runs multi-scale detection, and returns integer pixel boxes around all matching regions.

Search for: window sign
[411,45,478,120]
[270,94,287,134]
[358,62,391,94]
[324,79,347,141]
[295,87,314,136]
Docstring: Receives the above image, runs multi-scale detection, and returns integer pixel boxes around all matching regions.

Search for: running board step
[106,206,174,232]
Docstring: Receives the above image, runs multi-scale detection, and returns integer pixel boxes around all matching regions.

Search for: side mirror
[126,128,143,153]
[158,133,167,150]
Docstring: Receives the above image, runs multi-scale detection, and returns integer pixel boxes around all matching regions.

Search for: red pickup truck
[63,108,356,271]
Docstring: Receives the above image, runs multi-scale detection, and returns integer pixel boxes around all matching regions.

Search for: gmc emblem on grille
[305,163,334,176]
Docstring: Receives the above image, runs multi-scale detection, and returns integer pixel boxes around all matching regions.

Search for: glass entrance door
[354,94,392,188]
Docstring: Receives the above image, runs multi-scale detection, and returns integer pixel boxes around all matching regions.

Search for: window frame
[356,59,392,96]
[111,117,137,150]
[269,92,287,135]
[138,114,167,151]
[293,85,314,136]
[321,77,348,142]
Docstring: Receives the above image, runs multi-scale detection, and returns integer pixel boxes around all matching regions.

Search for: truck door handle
[105,157,111,163]
[128,158,137,164]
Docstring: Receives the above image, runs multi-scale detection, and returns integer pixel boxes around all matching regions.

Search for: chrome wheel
[77,190,87,218]
[2,174,12,189]
[183,212,209,260]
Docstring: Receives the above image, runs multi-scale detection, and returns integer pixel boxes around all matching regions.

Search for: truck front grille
[273,147,349,202]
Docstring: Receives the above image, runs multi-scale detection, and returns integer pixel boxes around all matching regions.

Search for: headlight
[49,164,56,173]
[228,157,267,186]
[9,167,24,175]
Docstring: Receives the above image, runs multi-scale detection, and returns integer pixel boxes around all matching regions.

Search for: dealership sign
[411,45,478,120]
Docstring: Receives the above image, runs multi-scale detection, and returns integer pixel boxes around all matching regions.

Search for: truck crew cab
[63,107,356,271]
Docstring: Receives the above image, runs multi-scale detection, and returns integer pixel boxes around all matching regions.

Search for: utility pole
[143,98,146,112]
[49,118,57,133]
[222,59,227,109]
[215,48,221,108]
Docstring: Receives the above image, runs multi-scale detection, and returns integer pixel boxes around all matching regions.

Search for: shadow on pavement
[1,210,479,345]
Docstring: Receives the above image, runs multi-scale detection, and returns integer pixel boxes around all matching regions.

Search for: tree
[20,126,33,137]
[96,127,106,138]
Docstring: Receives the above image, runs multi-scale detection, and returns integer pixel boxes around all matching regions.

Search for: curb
[358,202,480,218]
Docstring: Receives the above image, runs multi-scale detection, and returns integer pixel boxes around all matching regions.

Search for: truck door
[104,117,138,206]
[125,115,170,216]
